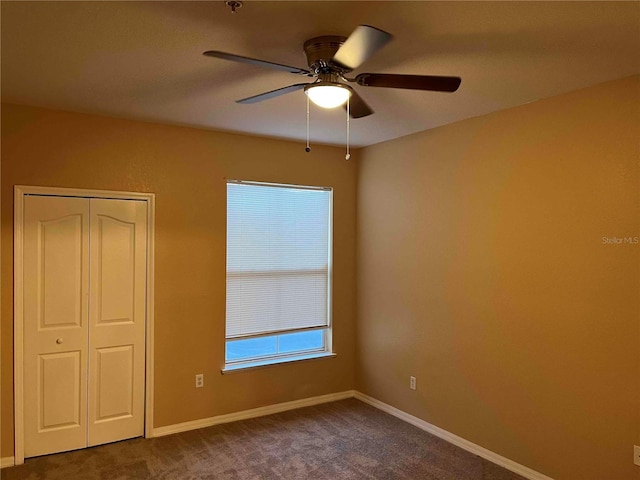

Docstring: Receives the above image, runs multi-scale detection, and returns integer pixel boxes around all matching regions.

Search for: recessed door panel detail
[96,346,134,422]
[38,352,81,431]
[38,215,84,329]
[97,216,135,324]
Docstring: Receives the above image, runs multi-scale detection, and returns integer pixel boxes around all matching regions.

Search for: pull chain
[305,95,311,153]
[345,96,351,160]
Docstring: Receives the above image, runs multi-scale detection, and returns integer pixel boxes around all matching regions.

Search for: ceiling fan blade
[355,73,461,92]
[331,25,392,71]
[346,90,374,118]
[203,51,312,76]
[236,83,310,104]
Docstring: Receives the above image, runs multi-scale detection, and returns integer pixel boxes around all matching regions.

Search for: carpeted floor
[2,399,526,480]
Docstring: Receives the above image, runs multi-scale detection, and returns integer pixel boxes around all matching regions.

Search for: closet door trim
[13,185,155,465]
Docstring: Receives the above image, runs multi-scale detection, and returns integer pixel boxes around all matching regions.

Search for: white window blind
[226,181,331,339]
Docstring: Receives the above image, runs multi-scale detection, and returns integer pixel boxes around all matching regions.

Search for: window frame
[223,180,333,371]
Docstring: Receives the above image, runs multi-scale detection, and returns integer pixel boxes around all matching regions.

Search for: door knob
[56,338,63,344]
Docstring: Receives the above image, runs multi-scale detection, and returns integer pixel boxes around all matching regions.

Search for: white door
[23,196,90,457]
[23,195,147,458]
[87,199,146,446]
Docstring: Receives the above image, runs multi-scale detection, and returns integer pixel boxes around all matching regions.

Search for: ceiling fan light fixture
[304,83,352,109]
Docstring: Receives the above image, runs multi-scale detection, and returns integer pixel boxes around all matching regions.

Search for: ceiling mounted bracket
[225,1,243,14]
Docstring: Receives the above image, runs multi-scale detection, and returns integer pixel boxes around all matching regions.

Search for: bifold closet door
[23,196,90,457]
[87,198,146,447]
[23,195,147,458]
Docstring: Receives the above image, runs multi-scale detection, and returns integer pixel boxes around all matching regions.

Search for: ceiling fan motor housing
[303,36,349,74]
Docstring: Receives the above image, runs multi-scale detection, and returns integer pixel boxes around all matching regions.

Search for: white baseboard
[153,390,356,437]
[1,456,15,468]
[354,392,554,480]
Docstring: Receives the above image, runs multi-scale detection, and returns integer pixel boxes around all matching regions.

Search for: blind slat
[226,182,331,338]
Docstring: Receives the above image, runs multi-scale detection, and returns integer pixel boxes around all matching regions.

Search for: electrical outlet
[409,376,417,391]
[195,373,204,388]
[634,445,640,466]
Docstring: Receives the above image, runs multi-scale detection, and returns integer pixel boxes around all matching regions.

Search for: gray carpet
[2,398,526,480]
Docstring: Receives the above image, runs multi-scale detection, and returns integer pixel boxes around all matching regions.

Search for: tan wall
[357,76,640,480]
[0,104,358,458]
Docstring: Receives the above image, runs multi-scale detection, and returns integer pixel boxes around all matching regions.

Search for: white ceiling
[2,1,639,147]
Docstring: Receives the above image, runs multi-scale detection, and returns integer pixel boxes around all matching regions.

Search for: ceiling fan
[203,25,461,119]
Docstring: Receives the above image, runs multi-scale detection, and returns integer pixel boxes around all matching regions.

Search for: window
[224,180,332,370]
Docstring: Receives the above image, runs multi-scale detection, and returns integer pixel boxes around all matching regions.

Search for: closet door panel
[87,198,147,447]
[95,345,134,421]
[23,196,90,458]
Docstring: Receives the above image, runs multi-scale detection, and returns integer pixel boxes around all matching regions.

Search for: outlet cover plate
[634,445,640,466]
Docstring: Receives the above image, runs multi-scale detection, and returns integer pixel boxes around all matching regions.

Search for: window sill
[221,352,336,374]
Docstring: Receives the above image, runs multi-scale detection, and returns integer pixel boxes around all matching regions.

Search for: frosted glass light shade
[304,84,352,109]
